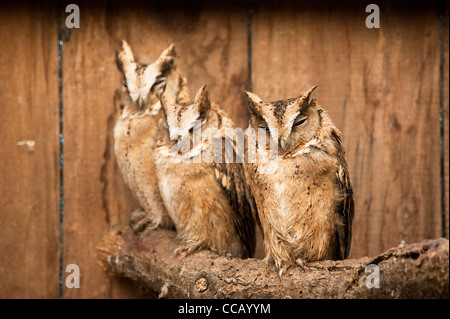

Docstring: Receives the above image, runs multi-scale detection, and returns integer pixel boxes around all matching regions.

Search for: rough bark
[97,227,449,299]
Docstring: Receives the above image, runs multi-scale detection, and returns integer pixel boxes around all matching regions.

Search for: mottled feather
[154,88,256,258]
[244,86,354,271]
[213,137,256,258]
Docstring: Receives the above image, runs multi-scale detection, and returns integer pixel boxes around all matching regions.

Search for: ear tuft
[163,43,177,59]
[115,40,140,103]
[243,90,263,116]
[116,40,135,73]
[155,43,177,72]
[298,85,318,107]
[243,91,263,105]
[194,85,211,113]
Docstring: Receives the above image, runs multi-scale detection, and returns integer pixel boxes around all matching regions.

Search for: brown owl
[114,41,189,232]
[154,82,256,258]
[243,86,354,273]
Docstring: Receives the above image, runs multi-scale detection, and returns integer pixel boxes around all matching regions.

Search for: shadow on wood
[97,227,449,299]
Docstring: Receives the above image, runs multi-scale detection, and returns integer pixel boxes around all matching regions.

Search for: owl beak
[279,138,288,150]
[138,98,144,109]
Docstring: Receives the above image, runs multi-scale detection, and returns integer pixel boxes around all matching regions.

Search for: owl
[114,41,189,232]
[153,82,256,258]
[243,85,354,273]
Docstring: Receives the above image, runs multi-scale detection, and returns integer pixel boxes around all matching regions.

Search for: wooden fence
[0,0,448,298]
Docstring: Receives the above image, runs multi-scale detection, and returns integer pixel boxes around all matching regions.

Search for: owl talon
[278,265,289,278]
[174,245,197,257]
[129,209,155,234]
[295,258,305,268]
[174,247,185,257]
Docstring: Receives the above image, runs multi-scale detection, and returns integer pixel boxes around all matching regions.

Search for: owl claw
[278,268,283,278]
[295,258,305,268]
[174,245,196,257]
[129,209,156,234]
[278,265,289,278]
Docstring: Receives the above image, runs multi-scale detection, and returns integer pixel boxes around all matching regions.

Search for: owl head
[160,85,211,141]
[116,40,176,109]
[244,85,320,152]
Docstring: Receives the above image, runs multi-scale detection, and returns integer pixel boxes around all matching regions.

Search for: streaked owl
[243,86,354,273]
[114,41,189,232]
[154,83,256,258]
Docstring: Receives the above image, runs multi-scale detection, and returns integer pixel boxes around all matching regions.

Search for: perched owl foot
[295,258,305,268]
[278,265,290,278]
[129,209,157,234]
[277,259,305,278]
[174,245,199,258]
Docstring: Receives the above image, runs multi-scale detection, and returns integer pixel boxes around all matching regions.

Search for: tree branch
[97,227,449,298]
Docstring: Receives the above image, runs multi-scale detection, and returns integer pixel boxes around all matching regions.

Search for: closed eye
[154,78,165,86]
[189,124,198,133]
[259,126,269,132]
[293,116,307,127]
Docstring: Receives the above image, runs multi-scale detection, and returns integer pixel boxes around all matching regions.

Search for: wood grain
[103,1,250,128]
[0,2,60,298]
[443,0,449,239]
[62,0,249,298]
[62,3,145,299]
[0,0,446,298]
[99,227,449,299]
[251,1,443,258]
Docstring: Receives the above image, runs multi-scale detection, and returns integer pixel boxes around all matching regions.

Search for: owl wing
[212,136,256,258]
[331,130,355,259]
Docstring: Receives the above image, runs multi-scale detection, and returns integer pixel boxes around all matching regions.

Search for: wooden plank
[62,3,144,299]
[252,1,443,258]
[62,1,249,298]
[0,3,60,298]
[443,0,449,239]
[106,1,250,128]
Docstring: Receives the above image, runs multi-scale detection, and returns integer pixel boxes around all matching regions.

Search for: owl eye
[189,124,198,133]
[293,116,307,127]
[153,78,165,86]
[259,125,269,132]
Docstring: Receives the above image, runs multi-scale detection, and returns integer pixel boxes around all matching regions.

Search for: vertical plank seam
[439,0,447,238]
[57,9,64,299]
